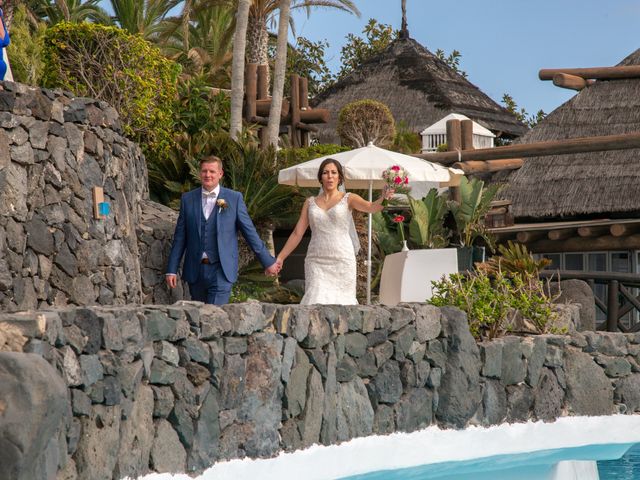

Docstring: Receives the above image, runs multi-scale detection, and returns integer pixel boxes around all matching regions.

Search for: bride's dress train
[300,193,358,305]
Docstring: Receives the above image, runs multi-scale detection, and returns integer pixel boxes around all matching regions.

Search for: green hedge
[42,22,180,160]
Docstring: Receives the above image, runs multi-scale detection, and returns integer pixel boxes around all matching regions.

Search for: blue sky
[290,0,640,116]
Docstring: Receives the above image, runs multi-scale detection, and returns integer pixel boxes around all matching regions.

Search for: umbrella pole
[367,181,372,304]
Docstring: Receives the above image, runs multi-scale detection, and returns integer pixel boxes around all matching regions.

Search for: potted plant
[448,176,499,271]
[374,188,458,305]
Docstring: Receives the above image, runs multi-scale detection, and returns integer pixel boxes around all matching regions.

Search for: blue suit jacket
[166,186,275,284]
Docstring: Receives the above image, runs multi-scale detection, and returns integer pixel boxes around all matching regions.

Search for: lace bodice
[301,193,358,305]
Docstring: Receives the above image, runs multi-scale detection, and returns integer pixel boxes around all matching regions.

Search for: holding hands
[382,184,396,201]
[265,257,283,277]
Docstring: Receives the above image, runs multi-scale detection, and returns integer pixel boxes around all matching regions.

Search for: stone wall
[0,81,182,310]
[1,302,638,480]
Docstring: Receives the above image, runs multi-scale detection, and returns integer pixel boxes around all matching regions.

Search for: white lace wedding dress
[300,193,358,305]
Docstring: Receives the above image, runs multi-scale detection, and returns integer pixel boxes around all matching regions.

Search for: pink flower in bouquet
[382,165,411,194]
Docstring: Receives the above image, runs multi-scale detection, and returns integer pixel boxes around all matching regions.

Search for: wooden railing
[541,270,640,332]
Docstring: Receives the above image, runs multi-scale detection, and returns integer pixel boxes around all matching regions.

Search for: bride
[275,159,394,305]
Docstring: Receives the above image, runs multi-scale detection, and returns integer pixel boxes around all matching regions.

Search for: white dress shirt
[202,185,220,220]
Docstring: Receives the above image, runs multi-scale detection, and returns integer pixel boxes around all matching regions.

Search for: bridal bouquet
[382,165,411,194]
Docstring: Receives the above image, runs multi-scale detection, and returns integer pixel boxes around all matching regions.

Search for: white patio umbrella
[278,142,464,304]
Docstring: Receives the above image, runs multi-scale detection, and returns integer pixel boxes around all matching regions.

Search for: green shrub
[278,144,350,167]
[391,121,422,154]
[337,99,395,148]
[6,5,46,86]
[42,22,180,160]
[429,269,558,341]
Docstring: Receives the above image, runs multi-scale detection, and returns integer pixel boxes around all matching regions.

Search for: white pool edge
[132,414,640,480]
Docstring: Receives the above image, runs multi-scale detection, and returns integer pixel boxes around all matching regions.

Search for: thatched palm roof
[312,36,526,144]
[501,49,640,220]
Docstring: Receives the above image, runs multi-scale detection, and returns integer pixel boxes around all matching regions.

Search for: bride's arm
[348,188,394,214]
[276,199,310,265]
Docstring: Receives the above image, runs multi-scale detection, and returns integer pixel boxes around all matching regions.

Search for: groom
[166,155,280,304]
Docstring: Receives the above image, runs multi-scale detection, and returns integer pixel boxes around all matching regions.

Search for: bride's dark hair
[317,158,344,186]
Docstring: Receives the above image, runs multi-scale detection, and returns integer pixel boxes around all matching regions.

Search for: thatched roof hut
[312,35,526,144]
[501,49,640,221]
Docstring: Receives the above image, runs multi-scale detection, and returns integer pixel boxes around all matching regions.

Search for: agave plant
[476,240,551,287]
[449,176,500,250]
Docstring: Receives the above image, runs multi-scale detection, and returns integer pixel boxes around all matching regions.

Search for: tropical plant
[265,0,290,147]
[30,0,111,25]
[281,36,334,96]
[337,99,395,148]
[501,93,546,129]
[429,269,558,340]
[109,0,179,40]
[372,211,402,255]
[476,241,551,285]
[390,120,421,154]
[449,176,499,250]
[338,18,395,79]
[148,76,230,205]
[407,189,450,249]
[278,143,349,166]
[434,48,467,78]
[246,0,360,71]
[42,22,180,162]
[5,4,46,85]
[160,2,235,85]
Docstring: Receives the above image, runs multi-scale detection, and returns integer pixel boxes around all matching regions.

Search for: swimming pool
[599,443,640,479]
[133,415,640,480]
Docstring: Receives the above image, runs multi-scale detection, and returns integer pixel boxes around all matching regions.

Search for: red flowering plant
[392,214,406,244]
[382,165,411,195]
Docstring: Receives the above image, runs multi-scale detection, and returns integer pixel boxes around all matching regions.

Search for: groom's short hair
[200,155,223,170]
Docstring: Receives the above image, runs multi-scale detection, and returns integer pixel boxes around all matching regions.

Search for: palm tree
[229,0,251,139]
[161,2,235,85]
[247,0,360,68]
[265,0,289,147]
[29,0,111,25]
[109,0,179,40]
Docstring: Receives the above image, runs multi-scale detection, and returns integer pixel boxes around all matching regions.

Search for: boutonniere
[216,198,228,213]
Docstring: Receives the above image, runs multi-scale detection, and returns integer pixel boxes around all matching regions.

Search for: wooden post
[461,119,474,151]
[453,159,523,174]
[290,73,301,148]
[257,64,269,99]
[547,228,575,241]
[446,119,462,203]
[257,64,269,146]
[244,63,258,122]
[607,279,619,332]
[610,223,640,237]
[299,77,309,146]
[446,119,462,153]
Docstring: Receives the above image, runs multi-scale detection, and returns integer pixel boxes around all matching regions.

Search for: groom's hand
[166,274,178,288]
[265,262,280,276]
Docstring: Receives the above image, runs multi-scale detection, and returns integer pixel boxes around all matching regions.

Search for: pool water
[599,443,640,479]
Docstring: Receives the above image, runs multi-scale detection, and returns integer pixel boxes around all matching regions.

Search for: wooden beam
[281,109,330,124]
[528,234,640,253]
[461,119,474,150]
[256,98,289,117]
[413,131,640,165]
[547,228,575,241]
[446,119,462,152]
[539,65,640,81]
[552,73,594,91]
[295,122,319,132]
[577,225,611,237]
[610,223,640,237]
[453,158,523,174]
[516,231,546,243]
